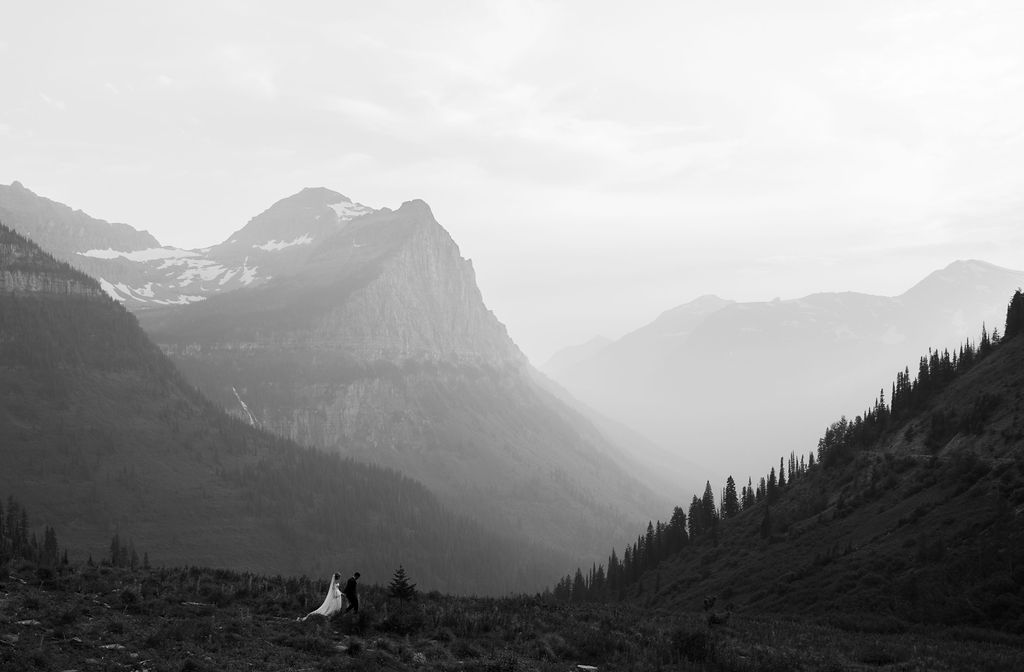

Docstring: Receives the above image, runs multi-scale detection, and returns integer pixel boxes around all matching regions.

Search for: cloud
[320,96,405,132]
[39,93,66,110]
[215,43,279,99]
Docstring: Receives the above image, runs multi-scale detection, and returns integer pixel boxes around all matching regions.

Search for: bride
[300,572,346,620]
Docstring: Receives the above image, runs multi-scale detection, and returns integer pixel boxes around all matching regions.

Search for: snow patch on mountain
[177,260,229,285]
[159,294,205,305]
[253,234,313,251]
[81,247,200,262]
[99,278,125,301]
[240,262,258,285]
[329,201,373,221]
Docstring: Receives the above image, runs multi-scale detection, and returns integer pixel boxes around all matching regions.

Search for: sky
[3,1,1024,363]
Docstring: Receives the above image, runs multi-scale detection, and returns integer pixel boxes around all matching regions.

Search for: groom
[343,571,360,614]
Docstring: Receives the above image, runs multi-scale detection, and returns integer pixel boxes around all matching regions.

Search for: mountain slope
[552,263,1024,480]
[563,310,1024,631]
[0,221,571,594]
[134,196,666,564]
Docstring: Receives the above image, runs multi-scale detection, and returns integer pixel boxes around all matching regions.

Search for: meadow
[2,560,1022,671]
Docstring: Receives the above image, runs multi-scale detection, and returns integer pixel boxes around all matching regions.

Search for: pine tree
[980,323,992,355]
[667,506,688,553]
[701,481,718,524]
[723,476,739,518]
[571,568,586,602]
[1006,289,1024,340]
[388,564,417,602]
[688,495,703,538]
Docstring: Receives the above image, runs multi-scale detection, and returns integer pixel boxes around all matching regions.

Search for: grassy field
[2,561,1022,671]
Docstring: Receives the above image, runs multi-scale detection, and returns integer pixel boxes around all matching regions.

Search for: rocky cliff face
[295,201,522,363]
[0,233,106,299]
[0,269,104,297]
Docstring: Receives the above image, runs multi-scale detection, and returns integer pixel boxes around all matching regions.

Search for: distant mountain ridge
[0,182,374,308]
[548,261,1024,481]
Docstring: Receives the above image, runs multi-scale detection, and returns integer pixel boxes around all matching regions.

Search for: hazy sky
[3,1,1024,363]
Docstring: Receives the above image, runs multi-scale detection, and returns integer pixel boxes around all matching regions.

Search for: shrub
[671,629,713,663]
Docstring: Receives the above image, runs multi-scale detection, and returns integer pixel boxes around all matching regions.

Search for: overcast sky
[3,1,1024,363]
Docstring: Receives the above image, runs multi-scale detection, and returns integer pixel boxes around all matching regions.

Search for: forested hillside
[554,291,1024,632]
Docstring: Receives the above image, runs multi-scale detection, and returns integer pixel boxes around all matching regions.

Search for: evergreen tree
[723,476,739,518]
[688,495,704,538]
[701,481,720,545]
[571,568,587,602]
[388,564,418,602]
[644,521,656,570]
[701,481,718,524]
[980,323,992,355]
[1006,289,1024,340]
[667,506,688,553]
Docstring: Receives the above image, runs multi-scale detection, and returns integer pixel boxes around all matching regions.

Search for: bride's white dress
[301,573,346,620]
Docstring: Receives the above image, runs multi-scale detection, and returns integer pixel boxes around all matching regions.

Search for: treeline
[552,289,1024,602]
[0,496,66,568]
[0,220,89,276]
[551,452,816,601]
[816,289,1023,468]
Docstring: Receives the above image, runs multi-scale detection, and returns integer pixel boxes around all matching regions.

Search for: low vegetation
[1,559,1022,671]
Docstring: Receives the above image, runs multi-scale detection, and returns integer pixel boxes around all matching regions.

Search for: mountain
[543,336,612,376]
[0,182,373,308]
[550,263,1024,481]
[136,197,666,563]
[0,181,160,259]
[0,221,572,594]
[559,302,1024,631]
[0,183,669,566]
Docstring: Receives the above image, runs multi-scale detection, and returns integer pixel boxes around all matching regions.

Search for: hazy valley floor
[1,562,1022,672]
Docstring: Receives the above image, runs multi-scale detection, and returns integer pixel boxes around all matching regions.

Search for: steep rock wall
[0,270,105,298]
[295,215,523,364]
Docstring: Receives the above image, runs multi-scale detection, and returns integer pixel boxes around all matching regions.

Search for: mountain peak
[216,187,375,254]
[901,259,1024,303]
[284,186,351,206]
